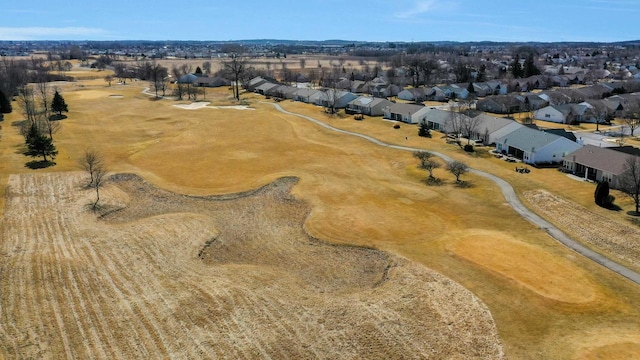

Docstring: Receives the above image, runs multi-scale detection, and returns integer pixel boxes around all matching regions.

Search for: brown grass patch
[450,230,600,303]
[525,189,640,271]
[0,172,505,359]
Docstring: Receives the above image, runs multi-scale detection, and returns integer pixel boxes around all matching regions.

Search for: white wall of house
[526,139,582,164]
[534,106,566,123]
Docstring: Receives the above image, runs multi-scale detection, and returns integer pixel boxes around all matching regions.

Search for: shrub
[594,181,610,206]
[393,124,400,129]
[464,144,474,152]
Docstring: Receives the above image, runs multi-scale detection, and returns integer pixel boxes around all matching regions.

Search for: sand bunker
[172,102,254,110]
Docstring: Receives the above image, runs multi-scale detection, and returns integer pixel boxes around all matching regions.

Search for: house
[476,95,522,114]
[346,96,393,116]
[421,108,471,133]
[255,82,279,95]
[371,84,401,98]
[350,80,367,93]
[562,145,638,188]
[534,105,575,124]
[293,88,319,103]
[469,114,525,145]
[246,76,269,91]
[315,89,358,109]
[383,103,431,124]
[177,73,198,84]
[486,80,508,95]
[194,76,229,88]
[398,88,427,102]
[495,127,582,165]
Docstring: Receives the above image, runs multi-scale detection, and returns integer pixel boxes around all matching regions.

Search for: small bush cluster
[463,144,474,152]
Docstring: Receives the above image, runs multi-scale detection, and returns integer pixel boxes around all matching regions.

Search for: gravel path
[266,102,640,286]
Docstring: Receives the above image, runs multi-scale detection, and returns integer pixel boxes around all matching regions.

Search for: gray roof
[386,103,426,116]
[564,145,635,175]
[473,114,518,134]
[348,96,392,108]
[496,126,571,152]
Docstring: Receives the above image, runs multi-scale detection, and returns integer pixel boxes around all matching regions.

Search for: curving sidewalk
[265,102,640,286]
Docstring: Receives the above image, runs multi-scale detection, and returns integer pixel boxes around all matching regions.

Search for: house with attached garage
[469,114,525,145]
[382,103,431,124]
[421,108,471,133]
[397,88,429,102]
[346,96,393,116]
[562,145,639,188]
[293,88,319,103]
[255,82,279,95]
[495,127,582,165]
[315,89,358,109]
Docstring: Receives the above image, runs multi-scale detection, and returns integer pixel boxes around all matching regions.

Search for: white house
[495,127,582,165]
[383,103,431,124]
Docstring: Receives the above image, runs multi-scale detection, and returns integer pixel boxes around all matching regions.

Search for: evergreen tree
[467,82,475,94]
[594,180,610,207]
[194,66,203,75]
[418,122,432,137]
[0,89,12,115]
[523,53,541,77]
[511,54,523,78]
[51,90,68,116]
[25,131,57,162]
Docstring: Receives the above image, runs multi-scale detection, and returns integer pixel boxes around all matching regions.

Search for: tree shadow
[455,180,473,188]
[25,160,56,169]
[423,177,444,186]
[49,114,68,121]
[627,211,640,217]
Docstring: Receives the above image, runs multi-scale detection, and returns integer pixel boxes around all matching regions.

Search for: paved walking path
[266,102,640,286]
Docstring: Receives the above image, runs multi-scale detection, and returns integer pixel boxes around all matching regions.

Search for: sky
[0,0,638,43]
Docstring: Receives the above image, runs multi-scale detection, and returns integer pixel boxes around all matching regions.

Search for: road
[266,102,640,286]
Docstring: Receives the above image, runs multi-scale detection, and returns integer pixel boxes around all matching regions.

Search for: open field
[2,68,640,358]
[0,172,503,358]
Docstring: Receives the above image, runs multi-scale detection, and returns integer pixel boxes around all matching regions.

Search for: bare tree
[79,149,104,187]
[413,151,440,178]
[461,114,482,145]
[622,99,640,137]
[447,160,469,183]
[149,62,168,98]
[619,155,640,214]
[104,74,114,87]
[223,54,247,101]
[80,149,107,210]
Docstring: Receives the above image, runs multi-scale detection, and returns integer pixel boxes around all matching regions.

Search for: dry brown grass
[2,81,640,358]
[0,172,503,359]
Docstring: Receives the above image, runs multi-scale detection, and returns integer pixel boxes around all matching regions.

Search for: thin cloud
[0,27,109,40]
[394,0,437,19]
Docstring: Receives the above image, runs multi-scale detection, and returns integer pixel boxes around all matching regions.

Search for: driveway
[266,102,640,286]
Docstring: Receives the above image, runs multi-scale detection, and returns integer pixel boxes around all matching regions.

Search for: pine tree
[51,90,68,116]
[594,180,610,207]
[523,53,541,77]
[511,54,523,78]
[194,66,203,76]
[25,131,58,162]
[418,122,432,137]
[0,89,12,115]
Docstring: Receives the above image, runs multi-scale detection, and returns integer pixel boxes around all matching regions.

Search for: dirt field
[0,172,503,359]
[3,68,640,358]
